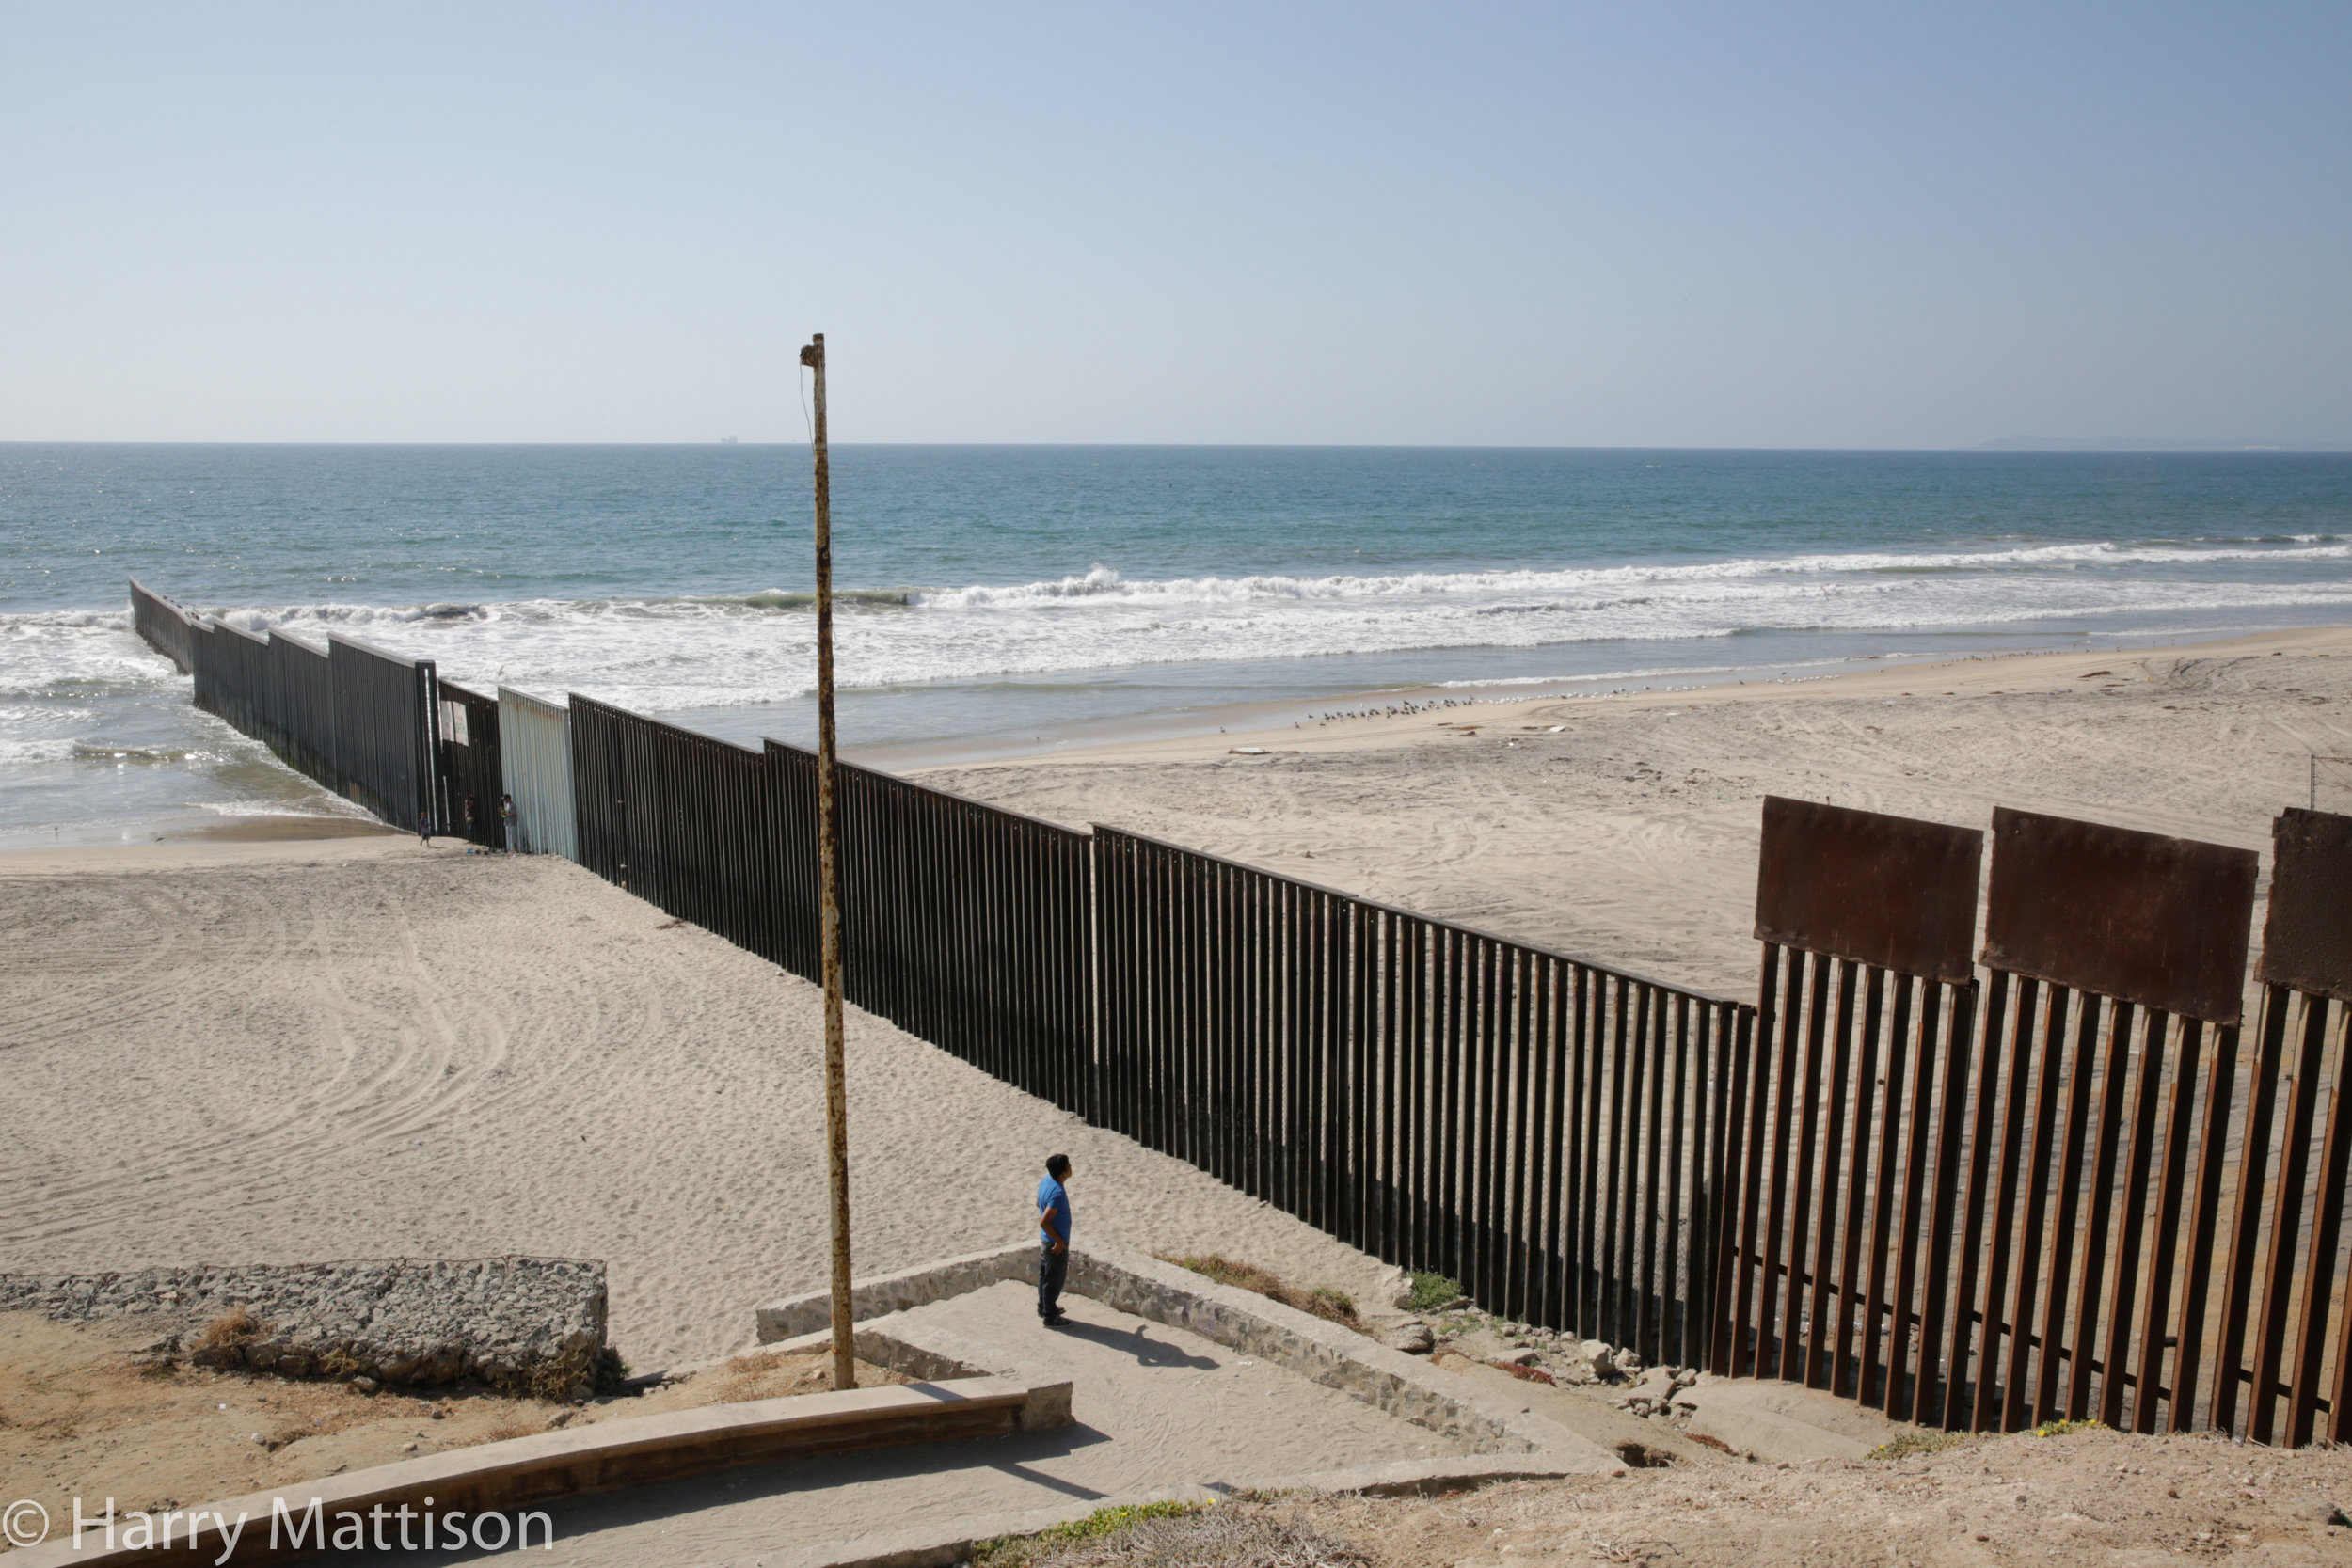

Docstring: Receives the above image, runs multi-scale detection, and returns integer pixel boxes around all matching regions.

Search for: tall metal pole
[801,331,855,1392]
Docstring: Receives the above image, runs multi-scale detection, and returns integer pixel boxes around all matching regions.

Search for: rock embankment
[0,1256,613,1399]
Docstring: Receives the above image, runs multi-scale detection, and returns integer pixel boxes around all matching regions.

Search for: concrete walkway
[292,1282,1470,1566]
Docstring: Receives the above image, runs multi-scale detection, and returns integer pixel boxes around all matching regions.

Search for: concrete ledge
[755,1245,1034,1342]
[9,1376,1065,1567]
[767,1317,1073,1431]
[1064,1241,1601,1460]
[757,1241,1611,1465]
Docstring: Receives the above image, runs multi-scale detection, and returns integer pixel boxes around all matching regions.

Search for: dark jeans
[1038,1238,1068,1319]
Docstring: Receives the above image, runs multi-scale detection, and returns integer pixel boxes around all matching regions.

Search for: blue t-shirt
[1037,1176,1071,1244]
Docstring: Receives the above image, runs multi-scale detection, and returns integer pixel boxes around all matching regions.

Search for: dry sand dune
[0,843,1399,1370]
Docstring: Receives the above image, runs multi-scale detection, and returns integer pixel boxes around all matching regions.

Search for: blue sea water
[5,443,2350,846]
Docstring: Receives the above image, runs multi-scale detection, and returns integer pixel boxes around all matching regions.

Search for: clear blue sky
[6,2,2346,446]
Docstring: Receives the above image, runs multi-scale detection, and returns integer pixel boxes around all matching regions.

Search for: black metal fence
[840,764,1095,1116]
[568,696,793,958]
[437,679,506,848]
[564,699,1096,1116]
[1095,828,1746,1369]
[131,579,447,832]
[270,632,338,791]
[326,633,439,832]
[129,578,196,675]
[2206,807,2352,1448]
[137,575,2352,1433]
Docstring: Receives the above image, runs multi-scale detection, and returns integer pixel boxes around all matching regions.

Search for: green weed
[972,1501,1201,1568]
[1867,1429,1979,1461]
[1407,1273,1464,1310]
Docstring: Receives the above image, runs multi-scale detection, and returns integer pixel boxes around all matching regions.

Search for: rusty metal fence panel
[194,618,271,740]
[136,580,439,831]
[1714,798,1985,1420]
[1947,808,2257,1436]
[1093,825,1748,1370]
[1723,797,2328,1444]
[497,687,577,860]
[2206,806,2352,1448]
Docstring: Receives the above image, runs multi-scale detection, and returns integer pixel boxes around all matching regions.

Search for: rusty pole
[801,331,855,1391]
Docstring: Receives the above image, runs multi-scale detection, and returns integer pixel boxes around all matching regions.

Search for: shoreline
[7,624,2347,866]
[911,623,2352,773]
[6,619,2347,1370]
[918,623,2352,996]
[846,626,2321,772]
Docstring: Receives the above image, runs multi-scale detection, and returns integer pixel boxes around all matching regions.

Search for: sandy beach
[4,626,2348,1379]
[930,626,2352,996]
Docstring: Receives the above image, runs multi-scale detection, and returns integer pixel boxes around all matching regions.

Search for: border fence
[129,578,2352,1445]
[499,687,578,860]
[1095,828,1741,1370]
[1720,795,2352,1448]
[437,679,506,848]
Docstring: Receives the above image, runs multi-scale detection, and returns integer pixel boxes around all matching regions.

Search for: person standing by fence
[1037,1154,1073,1325]
[500,792,518,849]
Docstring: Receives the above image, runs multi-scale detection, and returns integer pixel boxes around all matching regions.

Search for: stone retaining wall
[754,1240,1609,1463]
[0,1257,611,1397]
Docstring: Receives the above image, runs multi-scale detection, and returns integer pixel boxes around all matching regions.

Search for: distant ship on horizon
[719,436,739,445]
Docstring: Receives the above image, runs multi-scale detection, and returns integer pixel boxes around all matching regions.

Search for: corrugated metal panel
[498,686,576,860]
[129,578,197,673]
[326,633,437,832]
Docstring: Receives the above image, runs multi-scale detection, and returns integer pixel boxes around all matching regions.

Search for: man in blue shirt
[1037,1154,1073,1325]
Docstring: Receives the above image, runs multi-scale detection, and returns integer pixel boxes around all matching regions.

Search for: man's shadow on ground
[1050,1317,1220,1370]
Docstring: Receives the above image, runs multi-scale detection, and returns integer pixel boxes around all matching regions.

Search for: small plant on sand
[2031,1418,2106,1438]
[199,1307,264,1352]
[1157,1255,1360,1327]
[1307,1287,1358,1319]
[972,1501,1200,1568]
[1867,1429,1979,1461]
[974,1501,1366,1568]
[1407,1272,1464,1310]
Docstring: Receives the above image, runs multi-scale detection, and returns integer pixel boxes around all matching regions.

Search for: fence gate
[1713,797,1983,1419]
[2207,805,2352,1446]
[436,678,505,847]
[496,687,577,859]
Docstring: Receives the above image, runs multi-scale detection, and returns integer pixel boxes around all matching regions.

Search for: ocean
[5,443,2350,847]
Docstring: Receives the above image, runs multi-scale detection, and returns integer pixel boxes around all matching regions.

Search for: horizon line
[5,438,2350,453]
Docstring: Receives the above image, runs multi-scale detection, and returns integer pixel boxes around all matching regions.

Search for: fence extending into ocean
[130,578,2352,1446]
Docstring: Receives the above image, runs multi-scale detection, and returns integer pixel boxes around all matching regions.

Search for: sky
[4,3,2348,447]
